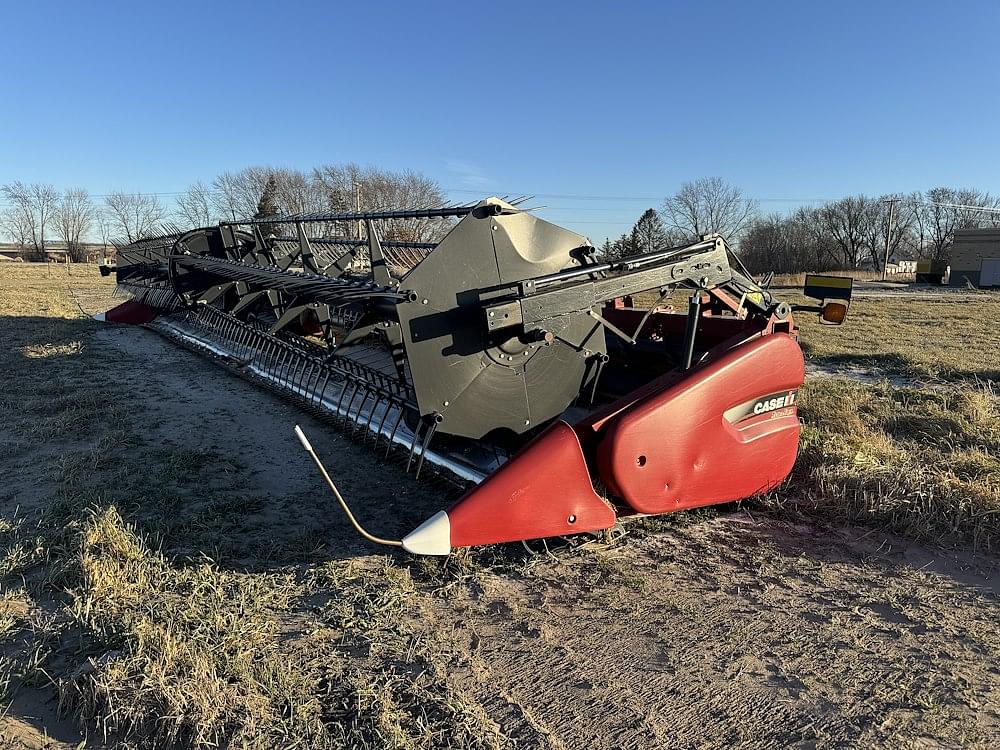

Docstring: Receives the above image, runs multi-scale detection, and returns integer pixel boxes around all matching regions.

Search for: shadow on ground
[0,312,451,571]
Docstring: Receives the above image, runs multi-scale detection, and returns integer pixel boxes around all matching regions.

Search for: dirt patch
[423,517,1000,749]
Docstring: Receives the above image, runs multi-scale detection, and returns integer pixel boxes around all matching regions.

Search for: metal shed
[949,229,1000,287]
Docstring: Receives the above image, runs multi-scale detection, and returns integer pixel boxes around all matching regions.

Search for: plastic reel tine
[232,322,247,356]
[275,346,290,386]
[242,328,255,361]
[302,361,319,402]
[252,331,266,363]
[406,419,425,473]
[264,340,279,379]
[271,343,284,377]
[373,396,393,449]
[315,370,331,409]
[297,354,312,392]
[236,322,249,350]
[261,339,276,374]
[284,348,298,387]
[364,393,383,442]
[244,326,257,360]
[361,387,381,437]
[287,353,303,392]
[264,341,280,379]
[255,327,267,357]
[348,382,369,427]
[291,354,309,392]
[414,418,438,479]
[339,380,361,423]
[312,363,326,403]
[334,376,356,418]
[277,347,293,386]
[351,387,372,434]
[291,351,306,390]
[386,407,406,458]
[289,350,306,389]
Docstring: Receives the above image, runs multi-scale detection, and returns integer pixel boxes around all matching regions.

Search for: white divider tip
[294,425,312,452]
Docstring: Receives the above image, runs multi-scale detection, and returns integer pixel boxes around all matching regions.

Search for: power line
[893,198,1000,214]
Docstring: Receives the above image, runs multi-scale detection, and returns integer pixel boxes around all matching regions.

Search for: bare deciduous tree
[104,191,166,243]
[818,196,874,269]
[661,177,758,243]
[273,168,324,216]
[2,183,38,255]
[54,188,96,261]
[33,183,59,254]
[0,204,34,253]
[187,165,449,244]
[740,213,820,274]
[212,167,275,221]
[312,163,450,241]
[917,187,998,262]
[175,181,215,228]
[1,181,59,258]
[94,210,114,261]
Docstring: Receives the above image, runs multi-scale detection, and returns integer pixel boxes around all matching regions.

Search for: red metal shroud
[100,300,160,325]
[590,333,805,515]
[447,421,617,547]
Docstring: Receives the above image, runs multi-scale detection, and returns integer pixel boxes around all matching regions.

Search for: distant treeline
[604,180,1000,273]
[0,165,449,261]
[5,170,999,273]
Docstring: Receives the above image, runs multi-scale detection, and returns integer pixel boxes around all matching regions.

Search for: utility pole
[881,198,898,281]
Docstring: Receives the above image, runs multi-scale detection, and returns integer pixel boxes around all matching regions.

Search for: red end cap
[448,421,616,548]
[100,300,159,325]
[596,334,805,514]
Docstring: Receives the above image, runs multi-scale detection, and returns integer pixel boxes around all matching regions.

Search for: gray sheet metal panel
[395,204,603,439]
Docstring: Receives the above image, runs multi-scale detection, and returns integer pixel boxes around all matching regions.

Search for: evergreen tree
[630,208,668,255]
[255,175,279,219]
[614,233,632,260]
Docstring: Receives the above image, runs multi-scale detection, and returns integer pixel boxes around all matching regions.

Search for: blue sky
[1,0,998,242]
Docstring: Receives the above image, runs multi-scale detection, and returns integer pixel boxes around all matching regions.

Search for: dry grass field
[0,264,998,749]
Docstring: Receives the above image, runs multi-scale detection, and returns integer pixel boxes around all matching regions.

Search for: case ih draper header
[99,197,851,555]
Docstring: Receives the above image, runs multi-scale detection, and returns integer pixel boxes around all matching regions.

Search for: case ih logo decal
[754,391,797,414]
[724,390,798,424]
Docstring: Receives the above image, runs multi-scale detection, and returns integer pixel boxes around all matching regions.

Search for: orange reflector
[821,301,848,324]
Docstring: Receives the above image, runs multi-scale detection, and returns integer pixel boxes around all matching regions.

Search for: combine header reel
[102,197,850,555]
